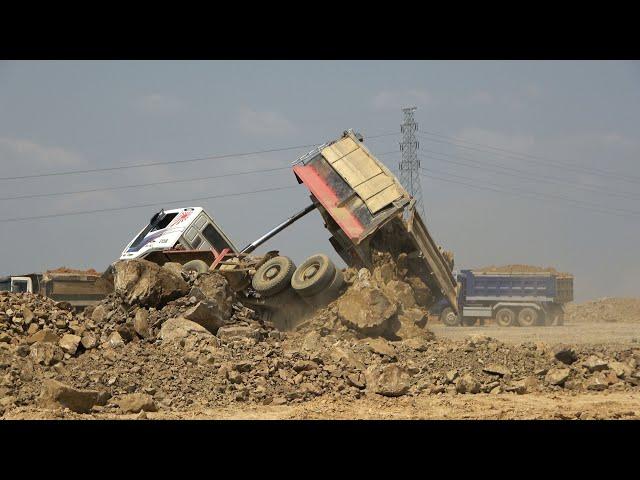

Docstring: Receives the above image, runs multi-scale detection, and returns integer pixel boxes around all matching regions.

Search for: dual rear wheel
[251,253,345,303]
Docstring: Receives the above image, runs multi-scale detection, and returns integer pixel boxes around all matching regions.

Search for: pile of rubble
[1,258,640,417]
[565,297,640,323]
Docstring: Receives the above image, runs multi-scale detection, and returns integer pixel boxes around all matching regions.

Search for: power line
[419,149,640,201]
[417,130,640,185]
[0,185,298,223]
[0,144,319,181]
[0,131,401,182]
[0,147,401,202]
[0,166,290,202]
[420,167,640,218]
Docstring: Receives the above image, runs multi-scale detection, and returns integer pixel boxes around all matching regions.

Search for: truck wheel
[291,254,336,297]
[543,308,555,326]
[495,308,515,327]
[517,307,538,327]
[306,269,345,306]
[252,256,296,297]
[182,259,209,274]
[440,307,460,327]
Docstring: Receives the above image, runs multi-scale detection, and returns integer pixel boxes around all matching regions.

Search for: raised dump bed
[292,130,458,312]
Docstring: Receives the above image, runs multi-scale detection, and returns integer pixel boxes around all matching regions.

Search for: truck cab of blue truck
[432,269,574,327]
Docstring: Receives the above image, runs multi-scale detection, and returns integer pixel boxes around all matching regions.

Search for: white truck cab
[0,276,34,293]
[120,207,237,261]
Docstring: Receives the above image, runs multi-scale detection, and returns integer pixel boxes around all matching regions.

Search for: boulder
[108,331,125,349]
[336,286,397,337]
[59,334,81,355]
[117,323,137,343]
[162,262,184,277]
[160,318,214,344]
[483,364,512,377]
[114,393,157,413]
[372,263,395,285]
[216,326,260,343]
[383,280,416,310]
[29,342,64,366]
[22,307,34,325]
[365,364,411,397]
[39,379,103,413]
[552,345,578,365]
[545,368,571,386]
[365,338,396,358]
[402,337,429,352]
[385,308,432,340]
[182,301,227,333]
[113,259,189,308]
[585,373,609,391]
[608,361,633,379]
[80,332,98,350]
[455,373,481,394]
[133,309,150,338]
[405,276,432,306]
[330,345,366,371]
[583,356,609,373]
[91,305,108,324]
[193,273,232,318]
[26,328,59,345]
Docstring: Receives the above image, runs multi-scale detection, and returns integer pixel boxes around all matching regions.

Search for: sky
[0,60,638,302]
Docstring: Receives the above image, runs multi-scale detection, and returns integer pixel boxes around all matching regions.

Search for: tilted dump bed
[292,130,458,311]
[462,270,574,304]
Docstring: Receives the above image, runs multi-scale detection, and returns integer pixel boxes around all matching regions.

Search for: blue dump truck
[433,269,574,327]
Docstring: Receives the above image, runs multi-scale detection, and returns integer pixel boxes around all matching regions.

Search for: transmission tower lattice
[399,106,424,217]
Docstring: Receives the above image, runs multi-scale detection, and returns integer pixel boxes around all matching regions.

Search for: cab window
[202,223,231,251]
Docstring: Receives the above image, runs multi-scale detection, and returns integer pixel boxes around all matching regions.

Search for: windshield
[11,280,29,293]
[128,211,179,252]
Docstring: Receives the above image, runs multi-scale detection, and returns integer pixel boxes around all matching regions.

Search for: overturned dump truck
[115,129,458,329]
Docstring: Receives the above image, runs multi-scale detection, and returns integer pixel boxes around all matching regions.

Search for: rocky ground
[1,257,639,420]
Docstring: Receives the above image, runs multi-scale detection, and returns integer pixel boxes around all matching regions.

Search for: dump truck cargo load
[292,130,458,312]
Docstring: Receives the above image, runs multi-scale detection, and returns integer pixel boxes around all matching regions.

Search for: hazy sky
[0,60,638,302]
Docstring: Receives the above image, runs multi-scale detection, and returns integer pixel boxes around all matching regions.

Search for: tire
[291,254,336,297]
[495,307,515,327]
[517,307,538,327]
[252,256,296,297]
[462,317,478,326]
[543,307,555,326]
[306,269,345,306]
[181,259,209,274]
[440,307,460,327]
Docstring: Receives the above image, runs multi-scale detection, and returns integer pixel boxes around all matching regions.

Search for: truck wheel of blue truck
[517,307,538,327]
[495,307,515,327]
[252,256,296,297]
[440,307,460,326]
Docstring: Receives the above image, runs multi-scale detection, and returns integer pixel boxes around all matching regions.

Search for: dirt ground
[5,391,639,420]
[429,322,640,346]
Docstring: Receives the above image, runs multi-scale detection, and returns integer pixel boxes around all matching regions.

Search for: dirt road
[429,322,640,346]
